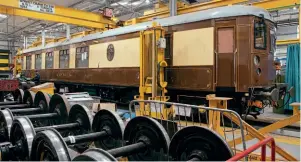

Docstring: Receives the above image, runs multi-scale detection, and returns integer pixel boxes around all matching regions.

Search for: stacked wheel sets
[0,89,234,161]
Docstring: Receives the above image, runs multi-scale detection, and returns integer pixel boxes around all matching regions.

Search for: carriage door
[215,20,236,88]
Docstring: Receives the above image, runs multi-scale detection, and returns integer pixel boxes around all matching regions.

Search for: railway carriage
[19,5,284,116]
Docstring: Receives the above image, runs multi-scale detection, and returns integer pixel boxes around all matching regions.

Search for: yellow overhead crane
[0,0,117,29]
[2,0,298,49]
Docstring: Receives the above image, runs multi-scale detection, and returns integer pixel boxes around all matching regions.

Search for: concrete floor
[233,134,300,160]
[244,107,300,128]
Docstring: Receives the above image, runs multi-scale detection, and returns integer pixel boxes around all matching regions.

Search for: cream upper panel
[69,48,76,68]
[173,27,214,66]
[89,37,140,68]
[54,51,59,69]
[41,53,46,69]
[31,55,35,70]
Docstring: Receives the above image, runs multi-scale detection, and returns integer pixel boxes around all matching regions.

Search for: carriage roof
[21,5,272,54]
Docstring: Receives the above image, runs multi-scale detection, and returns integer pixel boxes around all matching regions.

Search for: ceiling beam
[20,0,125,35]
[0,0,115,29]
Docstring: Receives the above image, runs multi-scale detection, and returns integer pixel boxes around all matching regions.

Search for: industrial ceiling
[0,0,299,54]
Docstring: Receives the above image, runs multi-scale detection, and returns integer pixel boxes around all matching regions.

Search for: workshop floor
[244,107,300,128]
[234,133,300,160]
[234,107,300,160]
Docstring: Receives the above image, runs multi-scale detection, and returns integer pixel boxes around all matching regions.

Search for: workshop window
[35,54,42,69]
[254,17,267,50]
[45,52,54,69]
[26,55,31,70]
[59,49,69,69]
[0,54,8,59]
[76,46,89,68]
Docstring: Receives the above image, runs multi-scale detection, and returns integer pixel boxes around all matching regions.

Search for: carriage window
[21,57,25,70]
[270,26,277,55]
[45,52,54,69]
[76,46,89,68]
[26,55,31,70]
[164,35,172,64]
[59,49,69,69]
[218,27,234,53]
[254,18,267,49]
[35,54,42,69]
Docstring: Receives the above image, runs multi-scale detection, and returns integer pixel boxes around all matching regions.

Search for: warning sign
[19,0,55,14]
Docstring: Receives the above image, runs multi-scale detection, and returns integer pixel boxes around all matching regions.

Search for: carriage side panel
[69,48,76,68]
[31,54,35,70]
[170,27,214,91]
[41,52,46,69]
[237,16,252,92]
[89,38,140,68]
[53,50,59,69]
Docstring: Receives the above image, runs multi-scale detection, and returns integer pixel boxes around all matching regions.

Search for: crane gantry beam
[0,0,116,29]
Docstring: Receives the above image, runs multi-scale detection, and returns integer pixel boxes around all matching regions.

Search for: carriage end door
[215,20,236,88]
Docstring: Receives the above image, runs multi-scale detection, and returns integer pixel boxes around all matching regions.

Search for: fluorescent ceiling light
[0,14,7,18]
[119,2,128,5]
[111,1,128,6]
[132,1,140,5]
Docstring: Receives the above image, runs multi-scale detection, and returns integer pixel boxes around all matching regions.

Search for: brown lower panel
[25,68,140,87]
[168,66,214,91]
[24,66,214,91]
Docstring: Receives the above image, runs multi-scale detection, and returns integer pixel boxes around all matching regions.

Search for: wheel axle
[73,116,170,161]
[30,108,125,161]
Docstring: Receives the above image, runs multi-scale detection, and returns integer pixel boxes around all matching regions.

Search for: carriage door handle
[233,48,237,87]
[215,50,218,85]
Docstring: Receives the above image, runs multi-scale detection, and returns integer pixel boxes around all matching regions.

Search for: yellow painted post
[290,102,301,115]
[206,94,232,134]
[136,23,173,120]
[227,104,300,153]
[223,113,297,161]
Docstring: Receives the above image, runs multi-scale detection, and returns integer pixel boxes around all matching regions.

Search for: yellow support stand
[206,94,298,161]
[228,102,300,148]
[13,50,23,77]
[135,22,174,120]
[206,94,232,134]
[291,102,300,115]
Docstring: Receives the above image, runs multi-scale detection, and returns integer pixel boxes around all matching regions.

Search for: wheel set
[73,124,234,161]
[0,90,96,143]
[0,89,235,161]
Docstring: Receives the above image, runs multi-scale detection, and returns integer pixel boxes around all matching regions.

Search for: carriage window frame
[75,46,89,68]
[164,34,172,63]
[26,55,31,70]
[254,16,267,50]
[270,26,277,55]
[59,49,70,69]
[35,54,42,70]
[21,57,25,70]
[45,52,54,69]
